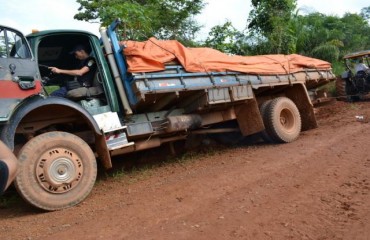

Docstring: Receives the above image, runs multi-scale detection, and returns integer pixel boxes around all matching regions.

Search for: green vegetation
[73,0,370,75]
[44,85,59,95]
[74,0,205,42]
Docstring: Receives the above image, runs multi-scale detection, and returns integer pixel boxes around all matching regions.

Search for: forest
[74,0,370,75]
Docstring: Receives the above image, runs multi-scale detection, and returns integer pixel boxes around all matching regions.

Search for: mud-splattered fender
[0,95,102,150]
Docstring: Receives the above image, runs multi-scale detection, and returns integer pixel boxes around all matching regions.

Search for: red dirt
[1,100,370,240]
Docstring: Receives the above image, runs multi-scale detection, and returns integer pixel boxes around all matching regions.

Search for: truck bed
[129,64,335,112]
[120,38,335,111]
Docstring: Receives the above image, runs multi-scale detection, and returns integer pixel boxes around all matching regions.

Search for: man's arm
[49,66,90,76]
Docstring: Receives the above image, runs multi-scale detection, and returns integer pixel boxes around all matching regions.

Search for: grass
[43,85,60,95]
[109,167,126,179]
[174,147,219,163]
[100,144,223,184]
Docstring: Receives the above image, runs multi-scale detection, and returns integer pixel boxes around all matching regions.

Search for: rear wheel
[336,77,359,101]
[335,78,346,97]
[264,97,301,143]
[15,131,97,211]
[259,100,274,143]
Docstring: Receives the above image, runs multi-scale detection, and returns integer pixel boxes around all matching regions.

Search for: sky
[0,0,368,40]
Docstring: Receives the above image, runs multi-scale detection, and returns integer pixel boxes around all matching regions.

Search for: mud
[0,100,369,240]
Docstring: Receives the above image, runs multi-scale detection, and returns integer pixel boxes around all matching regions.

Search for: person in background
[48,44,97,98]
[354,58,369,74]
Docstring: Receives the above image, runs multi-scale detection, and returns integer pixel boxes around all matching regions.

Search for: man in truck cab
[48,44,97,98]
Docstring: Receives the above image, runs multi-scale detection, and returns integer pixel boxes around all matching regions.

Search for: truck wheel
[14,131,97,211]
[335,78,346,97]
[259,100,274,143]
[264,97,301,143]
[343,79,360,102]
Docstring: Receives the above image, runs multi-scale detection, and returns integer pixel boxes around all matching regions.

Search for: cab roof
[26,29,96,38]
[343,50,370,59]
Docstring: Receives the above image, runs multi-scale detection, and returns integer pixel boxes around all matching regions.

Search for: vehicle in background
[336,50,370,101]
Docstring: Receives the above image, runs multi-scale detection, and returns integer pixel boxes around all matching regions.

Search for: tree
[340,12,370,53]
[204,21,241,54]
[360,6,370,20]
[74,0,205,42]
[293,12,370,60]
[247,0,297,54]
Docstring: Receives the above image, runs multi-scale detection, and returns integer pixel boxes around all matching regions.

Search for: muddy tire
[259,100,274,143]
[14,131,97,211]
[335,78,346,97]
[264,97,301,143]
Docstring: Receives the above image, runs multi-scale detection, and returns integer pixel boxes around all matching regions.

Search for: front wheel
[15,131,97,211]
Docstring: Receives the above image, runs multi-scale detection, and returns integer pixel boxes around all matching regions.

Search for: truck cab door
[0,26,42,121]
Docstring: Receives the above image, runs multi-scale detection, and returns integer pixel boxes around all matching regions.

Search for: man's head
[356,58,365,63]
[69,44,89,60]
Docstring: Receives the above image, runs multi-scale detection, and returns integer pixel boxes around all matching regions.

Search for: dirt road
[1,100,370,240]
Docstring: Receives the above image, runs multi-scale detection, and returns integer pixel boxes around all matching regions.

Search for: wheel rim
[36,147,83,194]
[279,108,295,132]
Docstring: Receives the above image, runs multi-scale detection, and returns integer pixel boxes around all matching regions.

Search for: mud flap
[285,83,318,131]
[234,98,265,136]
[95,133,113,169]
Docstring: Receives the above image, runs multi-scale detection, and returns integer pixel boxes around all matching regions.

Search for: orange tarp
[123,37,331,74]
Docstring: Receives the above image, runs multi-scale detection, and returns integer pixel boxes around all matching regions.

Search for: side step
[105,126,134,150]
[93,112,134,150]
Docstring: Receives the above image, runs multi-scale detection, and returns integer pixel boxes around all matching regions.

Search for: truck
[0,20,336,211]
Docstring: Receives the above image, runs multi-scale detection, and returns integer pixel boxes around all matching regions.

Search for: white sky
[196,0,369,40]
[0,0,368,40]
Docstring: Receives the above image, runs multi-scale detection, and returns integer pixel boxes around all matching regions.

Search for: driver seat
[66,71,104,100]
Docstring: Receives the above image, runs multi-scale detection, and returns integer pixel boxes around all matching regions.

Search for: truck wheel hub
[35,148,84,194]
[280,109,294,129]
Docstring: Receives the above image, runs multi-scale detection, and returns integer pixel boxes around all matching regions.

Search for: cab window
[0,27,31,59]
[0,28,6,58]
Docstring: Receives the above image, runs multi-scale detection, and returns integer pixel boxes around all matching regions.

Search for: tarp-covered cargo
[123,37,332,74]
